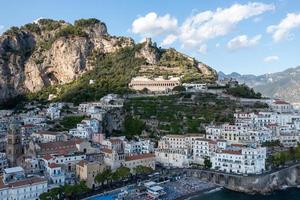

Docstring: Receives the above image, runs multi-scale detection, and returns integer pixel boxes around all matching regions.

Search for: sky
[1,0,300,75]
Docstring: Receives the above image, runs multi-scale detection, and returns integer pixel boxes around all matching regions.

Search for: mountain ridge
[0,18,217,104]
[219,66,300,103]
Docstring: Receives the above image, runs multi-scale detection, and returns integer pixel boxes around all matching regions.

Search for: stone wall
[169,164,300,194]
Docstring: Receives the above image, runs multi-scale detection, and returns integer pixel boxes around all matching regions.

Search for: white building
[129,76,180,92]
[0,153,8,174]
[124,139,154,155]
[69,119,100,139]
[269,99,293,113]
[0,167,48,200]
[182,83,207,92]
[31,131,66,143]
[45,163,65,187]
[211,145,266,174]
[23,116,46,125]
[155,149,190,168]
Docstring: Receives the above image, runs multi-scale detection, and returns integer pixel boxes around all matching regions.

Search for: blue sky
[1,0,300,75]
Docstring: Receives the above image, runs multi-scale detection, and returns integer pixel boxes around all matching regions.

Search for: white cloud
[179,2,274,48]
[130,2,274,51]
[215,43,221,48]
[33,17,45,24]
[198,44,207,54]
[0,25,4,35]
[264,55,279,62]
[227,34,261,50]
[267,13,300,42]
[131,12,178,37]
[161,34,177,46]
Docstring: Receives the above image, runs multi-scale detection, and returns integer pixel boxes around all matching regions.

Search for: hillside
[120,93,268,138]
[0,18,217,105]
[219,66,300,103]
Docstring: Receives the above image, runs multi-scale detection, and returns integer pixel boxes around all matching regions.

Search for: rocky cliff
[0,18,217,104]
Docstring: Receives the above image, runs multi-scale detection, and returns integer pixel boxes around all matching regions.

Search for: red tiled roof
[231,144,244,147]
[222,150,242,155]
[38,139,83,155]
[48,163,59,168]
[195,138,211,142]
[36,131,59,136]
[109,139,122,144]
[43,154,53,161]
[101,148,113,154]
[125,153,155,161]
[77,160,87,167]
[22,124,34,128]
[0,177,47,189]
[274,100,289,105]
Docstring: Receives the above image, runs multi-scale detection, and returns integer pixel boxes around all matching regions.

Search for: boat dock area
[160,177,217,200]
[87,177,217,200]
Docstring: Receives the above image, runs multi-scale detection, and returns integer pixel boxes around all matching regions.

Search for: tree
[134,165,153,175]
[114,166,131,181]
[95,169,112,186]
[40,186,64,200]
[204,157,212,169]
[172,85,186,92]
[295,145,300,160]
[141,88,149,94]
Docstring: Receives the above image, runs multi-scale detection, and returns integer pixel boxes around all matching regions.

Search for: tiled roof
[222,149,242,155]
[43,154,53,160]
[37,131,62,136]
[48,163,59,169]
[109,139,123,144]
[0,177,47,189]
[77,160,87,167]
[101,148,113,154]
[38,139,83,155]
[125,153,155,161]
[274,100,289,105]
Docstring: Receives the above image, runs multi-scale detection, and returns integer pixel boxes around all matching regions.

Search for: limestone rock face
[0,19,134,102]
[0,31,35,101]
[0,19,217,103]
[135,38,160,64]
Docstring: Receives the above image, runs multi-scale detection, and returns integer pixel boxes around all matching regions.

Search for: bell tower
[6,124,23,167]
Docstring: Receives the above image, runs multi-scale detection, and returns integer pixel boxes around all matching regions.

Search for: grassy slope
[124,93,239,135]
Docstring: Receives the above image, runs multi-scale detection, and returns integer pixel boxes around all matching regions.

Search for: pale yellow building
[76,160,106,189]
[129,76,180,92]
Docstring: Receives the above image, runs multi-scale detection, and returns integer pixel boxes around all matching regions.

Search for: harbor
[86,177,217,200]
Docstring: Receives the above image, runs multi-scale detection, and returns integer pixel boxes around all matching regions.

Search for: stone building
[76,160,106,189]
[129,76,180,92]
[6,124,23,167]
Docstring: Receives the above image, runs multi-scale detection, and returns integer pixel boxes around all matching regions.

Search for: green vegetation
[49,115,85,131]
[268,145,300,168]
[27,45,145,104]
[124,93,239,135]
[39,181,90,200]
[74,18,100,27]
[133,165,154,175]
[204,157,212,169]
[262,140,281,147]
[4,26,21,35]
[22,23,41,33]
[95,169,112,186]
[172,85,186,92]
[38,19,63,31]
[226,84,262,99]
[95,167,131,186]
[55,24,87,38]
[123,116,145,138]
